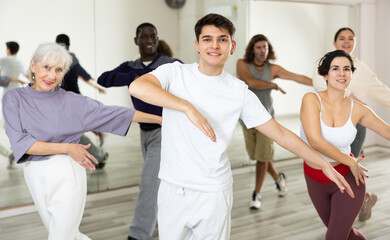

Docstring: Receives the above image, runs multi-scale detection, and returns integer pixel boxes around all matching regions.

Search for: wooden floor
[1,147,389,239]
[0,116,298,209]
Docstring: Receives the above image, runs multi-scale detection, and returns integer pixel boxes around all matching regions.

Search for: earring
[32,72,35,80]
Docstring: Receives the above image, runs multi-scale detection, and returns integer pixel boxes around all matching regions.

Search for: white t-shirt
[150,62,272,192]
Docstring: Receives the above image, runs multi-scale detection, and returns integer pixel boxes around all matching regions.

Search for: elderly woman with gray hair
[2,43,161,240]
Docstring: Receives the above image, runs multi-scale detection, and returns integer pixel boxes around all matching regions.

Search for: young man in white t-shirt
[129,13,355,240]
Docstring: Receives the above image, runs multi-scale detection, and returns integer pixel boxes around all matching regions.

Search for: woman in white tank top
[300,50,390,240]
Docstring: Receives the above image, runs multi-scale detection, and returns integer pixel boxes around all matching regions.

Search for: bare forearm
[133,111,162,125]
[129,75,191,113]
[26,141,71,156]
[297,75,312,86]
[256,120,329,169]
[274,126,329,169]
[244,78,277,90]
[311,140,356,167]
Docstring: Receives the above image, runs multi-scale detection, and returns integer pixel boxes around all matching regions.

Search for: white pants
[23,154,90,240]
[157,181,233,240]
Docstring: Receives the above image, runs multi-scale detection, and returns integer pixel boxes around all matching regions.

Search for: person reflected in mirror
[157,39,173,58]
[0,41,28,168]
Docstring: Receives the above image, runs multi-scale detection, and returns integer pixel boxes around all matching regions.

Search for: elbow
[245,81,255,88]
[128,82,137,96]
[307,138,322,151]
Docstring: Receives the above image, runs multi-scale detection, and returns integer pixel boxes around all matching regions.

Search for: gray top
[2,84,135,163]
[0,76,11,87]
[248,63,274,117]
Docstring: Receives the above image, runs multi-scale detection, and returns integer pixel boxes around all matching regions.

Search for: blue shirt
[98,54,182,131]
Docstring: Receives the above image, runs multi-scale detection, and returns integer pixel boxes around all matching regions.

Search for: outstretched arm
[133,110,162,125]
[255,119,355,198]
[236,59,286,94]
[273,65,312,86]
[78,65,106,93]
[129,74,216,142]
[358,103,390,140]
[98,62,139,87]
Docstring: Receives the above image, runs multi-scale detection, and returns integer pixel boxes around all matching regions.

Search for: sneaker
[249,191,261,209]
[275,172,288,197]
[359,193,378,221]
[7,153,15,169]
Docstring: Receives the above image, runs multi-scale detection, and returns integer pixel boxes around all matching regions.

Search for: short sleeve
[240,89,272,128]
[2,92,38,162]
[81,97,135,136]
[149,62,178,91]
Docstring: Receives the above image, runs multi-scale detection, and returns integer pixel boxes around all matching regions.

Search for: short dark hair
[56,34,70,50]
[317,50,356,76]
[194,13,235,41]
[136,23,157,38]
[6,41,19,54]
[243,34,276,64]
[334,27,355,42]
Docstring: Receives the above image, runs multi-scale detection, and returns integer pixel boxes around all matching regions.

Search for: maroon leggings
[305,169,367,240]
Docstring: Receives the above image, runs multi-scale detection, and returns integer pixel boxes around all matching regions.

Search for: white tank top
[300,92,357,162]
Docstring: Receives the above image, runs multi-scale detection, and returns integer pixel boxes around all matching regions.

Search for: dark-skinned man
[98,23,182,240]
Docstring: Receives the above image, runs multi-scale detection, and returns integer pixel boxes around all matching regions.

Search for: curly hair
[243,34,276,64]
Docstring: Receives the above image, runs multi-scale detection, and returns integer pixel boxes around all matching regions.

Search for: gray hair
[29,42,72,81]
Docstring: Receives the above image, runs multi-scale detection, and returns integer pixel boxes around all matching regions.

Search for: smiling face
[334,30,355,54]
[195,25,236,75]
[30,60,65,92]
[253,41,268,63]
[134,26,159,61]
[324,57,352,90]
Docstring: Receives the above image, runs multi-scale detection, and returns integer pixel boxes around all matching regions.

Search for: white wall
[374,0,390,147]
[94,0,180,107]
[0,0,180,108]
[248,1,355,116]
[0,0,95,75]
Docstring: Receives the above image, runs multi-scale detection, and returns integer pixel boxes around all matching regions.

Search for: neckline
[25,83,59,98]
[315,92,354,129]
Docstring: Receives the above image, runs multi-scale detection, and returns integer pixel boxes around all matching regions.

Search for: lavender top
[2,84,134,163]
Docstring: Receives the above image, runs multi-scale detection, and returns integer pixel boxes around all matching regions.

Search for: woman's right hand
[67,143,98,170]
[350,156,368,187]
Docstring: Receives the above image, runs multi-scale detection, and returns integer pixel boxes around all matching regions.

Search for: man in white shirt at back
[0,41,26,167]
[129,13,355,240]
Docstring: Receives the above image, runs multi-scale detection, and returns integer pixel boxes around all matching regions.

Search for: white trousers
[23,154,90,240]
[157,181,233,240]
